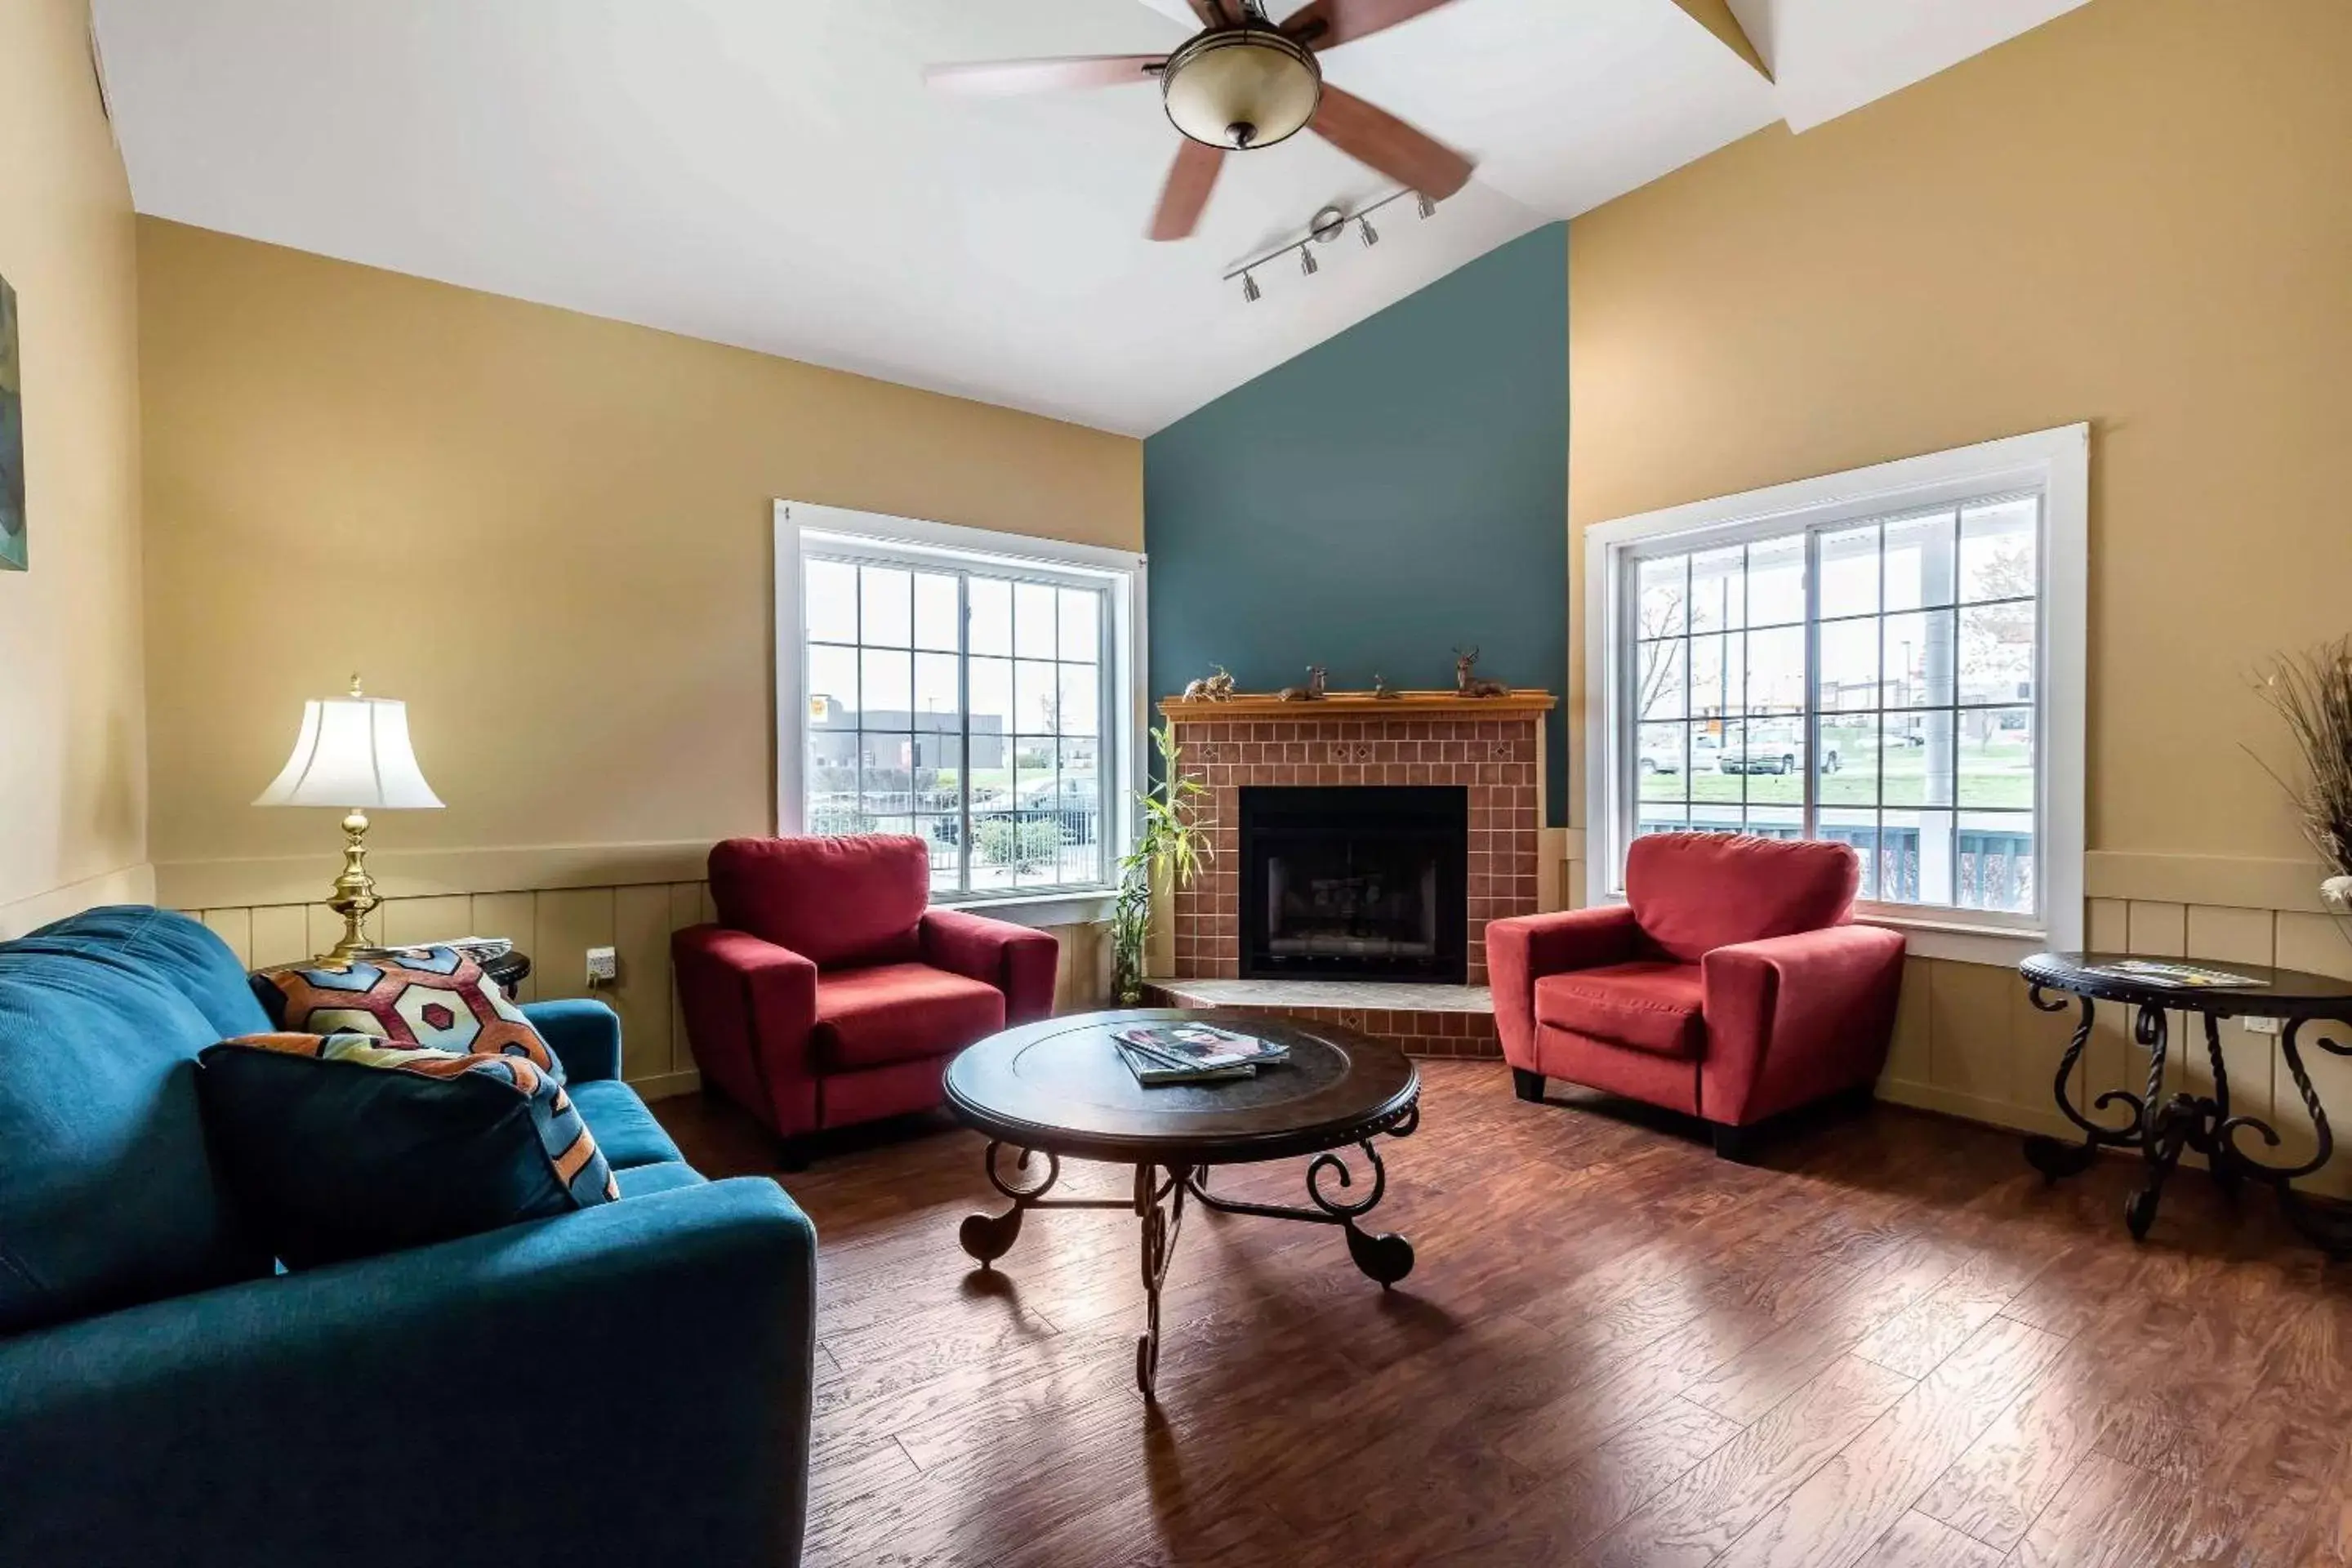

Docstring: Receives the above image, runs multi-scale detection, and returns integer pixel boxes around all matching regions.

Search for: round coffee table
[944,1008,1421,1398]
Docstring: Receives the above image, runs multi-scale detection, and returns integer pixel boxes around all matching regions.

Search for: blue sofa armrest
[523,996,623,1081]
[0,1178,816,1568]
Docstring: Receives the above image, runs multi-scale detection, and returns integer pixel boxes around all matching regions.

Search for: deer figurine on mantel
[1278,665,1329,702]
[1454,648,1510,699]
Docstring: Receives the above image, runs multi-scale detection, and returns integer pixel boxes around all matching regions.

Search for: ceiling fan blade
[1149,140,1225,241]
[1187,0,1232,23]
[1282,0,1459,50]
[1309,85,1472,198]
[924,55,1165,96]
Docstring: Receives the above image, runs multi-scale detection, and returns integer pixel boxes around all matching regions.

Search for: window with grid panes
[1622,493,2044,921]
[802,552,1113,898]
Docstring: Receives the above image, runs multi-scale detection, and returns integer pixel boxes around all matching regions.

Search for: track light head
[1298,247,1318,277]
[1357,216,1379,248]
[1241,270,1262,303]
[1416,190,1437,220]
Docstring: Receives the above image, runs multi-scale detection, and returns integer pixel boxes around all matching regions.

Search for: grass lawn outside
[1640,723,2033,812]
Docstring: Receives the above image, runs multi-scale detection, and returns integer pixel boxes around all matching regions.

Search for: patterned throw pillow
[252,946,559,1080]
[197,1031,619,1268]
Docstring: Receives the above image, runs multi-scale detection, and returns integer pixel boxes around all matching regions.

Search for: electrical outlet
[585,947,618,987]
[2242,1014,2281,1036]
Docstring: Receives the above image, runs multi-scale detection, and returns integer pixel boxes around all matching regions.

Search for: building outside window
[1585,426,2087,958]
[777,503,1142,905]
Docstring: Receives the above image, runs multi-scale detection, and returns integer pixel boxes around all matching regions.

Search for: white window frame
[773,501,1146,924]
[1583,425,2087,964]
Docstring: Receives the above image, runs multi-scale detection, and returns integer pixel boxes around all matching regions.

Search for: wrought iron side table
[944,1009,1419,1400]
[2020,951,2352,1254]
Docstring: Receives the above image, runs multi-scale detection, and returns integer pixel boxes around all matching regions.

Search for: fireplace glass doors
[1238,786,1468,983]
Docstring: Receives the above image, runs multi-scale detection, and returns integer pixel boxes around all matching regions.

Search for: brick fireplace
[1150,691,1553,1059]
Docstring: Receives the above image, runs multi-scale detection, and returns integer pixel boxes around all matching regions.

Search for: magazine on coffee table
[2077,959,2268,990]
[1111,1022,1289,1085]
[1114,1042,1259,1086]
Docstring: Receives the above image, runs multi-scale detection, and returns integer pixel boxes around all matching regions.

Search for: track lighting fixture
[1218,186,1443,305]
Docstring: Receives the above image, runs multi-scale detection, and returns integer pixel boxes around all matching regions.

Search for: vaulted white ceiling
[91,0,2087,435]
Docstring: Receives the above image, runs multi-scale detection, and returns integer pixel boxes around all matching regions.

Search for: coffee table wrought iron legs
[957,1142,1129,1267]
[1183,1102,1420,1288]
[1134,1164,1187,1399]
[2021,985,2352,1255]
[957,1106,1420,1398]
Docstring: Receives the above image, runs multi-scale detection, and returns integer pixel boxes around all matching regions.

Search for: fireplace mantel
[1160,690,1556,722]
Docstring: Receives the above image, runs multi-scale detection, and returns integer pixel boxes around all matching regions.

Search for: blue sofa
[0,906,816,1567]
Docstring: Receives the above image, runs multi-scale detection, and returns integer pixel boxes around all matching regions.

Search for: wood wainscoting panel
[247,904,310,972]
[381,894,471,951]
[198,907,252,969]
[611,883,677,1084]
[468,893,539,1000]
[2186,903,2279,1142]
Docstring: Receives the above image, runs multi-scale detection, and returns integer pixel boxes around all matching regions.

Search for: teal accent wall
[1144,221,1570,822]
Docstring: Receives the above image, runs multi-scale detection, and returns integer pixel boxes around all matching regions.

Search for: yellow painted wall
[139,217,1141,879]
[0,0,153,938]
[1564,0,2352,1187]
[136,220,1137,1086]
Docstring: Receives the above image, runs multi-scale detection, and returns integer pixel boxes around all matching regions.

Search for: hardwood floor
[657,1062,2352,1568]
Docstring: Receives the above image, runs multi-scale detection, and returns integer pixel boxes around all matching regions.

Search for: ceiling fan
[926,0,1475,242]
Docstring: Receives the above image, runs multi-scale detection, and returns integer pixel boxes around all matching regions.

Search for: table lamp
[254,675,443,962]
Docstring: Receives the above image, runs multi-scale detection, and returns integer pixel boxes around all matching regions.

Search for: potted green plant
[2251,637,2352,921]
[1111,724,1210,1007]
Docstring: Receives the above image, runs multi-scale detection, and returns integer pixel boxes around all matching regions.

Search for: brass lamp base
[321,807,381,964]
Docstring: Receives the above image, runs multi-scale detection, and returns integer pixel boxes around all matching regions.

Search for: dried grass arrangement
[2250,637,2352,911]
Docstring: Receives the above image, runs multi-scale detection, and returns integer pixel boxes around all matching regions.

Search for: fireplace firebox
[1239,786,1468,983]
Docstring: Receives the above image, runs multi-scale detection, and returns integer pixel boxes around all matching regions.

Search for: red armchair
[1487,833,1904,1159]
[673,835,1059,1158]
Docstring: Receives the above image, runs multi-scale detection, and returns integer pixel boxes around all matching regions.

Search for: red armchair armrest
[671,924,821,1137]
[920,909,1060,1025]
[1701,924,1907,1126]
[1486,905,1646,1064]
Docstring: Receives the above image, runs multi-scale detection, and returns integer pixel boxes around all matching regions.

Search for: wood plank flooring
[657,1062,2352,1568]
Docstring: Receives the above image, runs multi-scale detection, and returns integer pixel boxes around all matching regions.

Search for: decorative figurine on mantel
[1179,666,1236,702]
[1371,673,1401,700]
[1454,647,1510,699]
[1279,665,1328,702]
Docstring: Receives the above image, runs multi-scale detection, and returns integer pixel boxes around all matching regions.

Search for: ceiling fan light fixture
[1160,28,1321,152]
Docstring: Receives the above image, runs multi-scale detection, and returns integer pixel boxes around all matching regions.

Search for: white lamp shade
[254,697,444,810]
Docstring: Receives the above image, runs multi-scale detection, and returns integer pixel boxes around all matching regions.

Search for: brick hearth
[1157,691,1553,1060]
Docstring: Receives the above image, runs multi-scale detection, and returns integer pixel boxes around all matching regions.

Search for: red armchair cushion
[920,909,1060,1026]
[1627,833,1860,964]
[1535,961,1706,1058]
[811,963,1005,1072]
[710,835,929,970]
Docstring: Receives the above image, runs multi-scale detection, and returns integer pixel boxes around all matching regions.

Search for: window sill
[934,889,1116,929]
[1855,914,2042,968]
